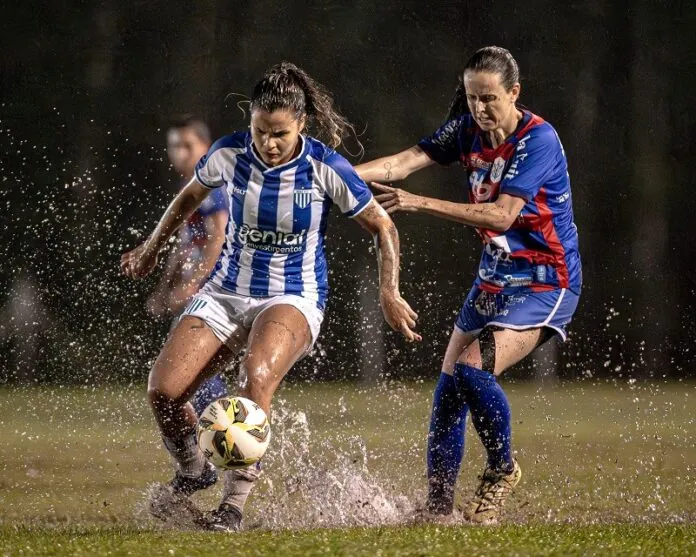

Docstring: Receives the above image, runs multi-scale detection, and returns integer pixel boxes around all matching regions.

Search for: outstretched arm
[121,178,212,279]
[373,183,525,233]
[353,200,421,342]
[354,145,434,184]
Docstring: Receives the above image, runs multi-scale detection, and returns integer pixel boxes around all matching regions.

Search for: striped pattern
[186,299,208,314]
[195,132,372,309]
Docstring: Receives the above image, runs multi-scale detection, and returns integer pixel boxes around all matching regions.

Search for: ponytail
[446,79,468,122]
[250,62,362,154]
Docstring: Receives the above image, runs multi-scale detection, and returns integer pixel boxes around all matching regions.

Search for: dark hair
[250,61,359,151]
[446,46,520,121]
[168,115,211,144]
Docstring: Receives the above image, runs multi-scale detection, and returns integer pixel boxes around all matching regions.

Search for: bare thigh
[457,327,546,376]
[148,316,246,404]
[239,304,313,415]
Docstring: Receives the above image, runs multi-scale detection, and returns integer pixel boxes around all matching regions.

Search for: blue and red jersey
[419,110,581,294]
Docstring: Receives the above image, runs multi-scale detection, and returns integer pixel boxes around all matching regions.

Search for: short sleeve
[195,133,247,189]
[197,186,228,217]
[500,125,562,202]
[417,117,466,166]
[318,152,373,218]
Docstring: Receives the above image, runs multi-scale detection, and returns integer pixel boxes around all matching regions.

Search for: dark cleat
[170,461,218,496]
[205,503,243,532]
[149,462,218,522]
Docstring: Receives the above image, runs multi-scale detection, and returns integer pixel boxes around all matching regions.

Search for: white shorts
[180,282,324,353]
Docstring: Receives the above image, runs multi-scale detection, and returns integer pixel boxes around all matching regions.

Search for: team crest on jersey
[294,190,312,209]
[490,157,506,184]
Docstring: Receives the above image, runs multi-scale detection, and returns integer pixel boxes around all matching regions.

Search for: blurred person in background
[121,62,420,532]
[146,116,229,415]
[356,46,581,525]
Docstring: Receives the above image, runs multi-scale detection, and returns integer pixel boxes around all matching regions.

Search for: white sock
[162,429,205,477]
[220,463,261,511]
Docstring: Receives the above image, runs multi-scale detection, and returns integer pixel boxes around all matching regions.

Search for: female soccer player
[121,62,420,531]
[356,46,581,524]
[147,116,229,415]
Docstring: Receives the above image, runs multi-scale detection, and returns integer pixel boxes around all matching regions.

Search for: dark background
[1,1,694,384]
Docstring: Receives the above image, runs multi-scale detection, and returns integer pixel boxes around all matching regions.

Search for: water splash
[247,400,417,530]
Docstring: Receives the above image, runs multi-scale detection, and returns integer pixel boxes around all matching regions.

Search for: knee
[240,358,273,408]
[457,328,498,374]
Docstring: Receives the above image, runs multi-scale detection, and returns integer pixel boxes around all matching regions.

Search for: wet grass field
[1,379,695,555]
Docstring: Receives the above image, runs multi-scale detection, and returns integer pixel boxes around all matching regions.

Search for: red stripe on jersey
[516,114,545,139]
[535,188,569,288]
[478,281,502,294]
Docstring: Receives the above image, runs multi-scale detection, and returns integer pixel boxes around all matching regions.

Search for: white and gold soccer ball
[196,397,271,469]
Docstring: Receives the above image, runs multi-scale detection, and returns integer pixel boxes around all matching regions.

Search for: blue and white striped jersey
[194,132,372,309]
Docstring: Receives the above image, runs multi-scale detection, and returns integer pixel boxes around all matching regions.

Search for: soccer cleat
[170,461,218,496]
[149,462,218,522]
[463,459,521,525]
[205,503,243,532]
[413,505,463,526]
[425,478,456,516]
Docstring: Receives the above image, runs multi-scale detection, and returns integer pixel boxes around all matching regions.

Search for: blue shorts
[455,286,580,341]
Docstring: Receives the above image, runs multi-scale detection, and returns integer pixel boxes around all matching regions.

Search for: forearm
[417,197,513,232]
[355,156,403,183]
[143,187,204,257]
[355,146,426,183]
[374,220,400,294]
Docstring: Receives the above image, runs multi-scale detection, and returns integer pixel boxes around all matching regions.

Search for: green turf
[1,380,694,555]
[1,524,695,557]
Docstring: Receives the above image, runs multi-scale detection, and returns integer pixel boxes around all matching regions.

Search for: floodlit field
[1,380,694,556]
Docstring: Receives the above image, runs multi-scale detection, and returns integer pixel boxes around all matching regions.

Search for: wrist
[416,195,429,212]
[143,235,163,257]
[379,286,399,299]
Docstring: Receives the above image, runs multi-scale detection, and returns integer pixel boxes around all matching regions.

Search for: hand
[379,289,422,343]
[120,242,158,279]
[371,182,422,215]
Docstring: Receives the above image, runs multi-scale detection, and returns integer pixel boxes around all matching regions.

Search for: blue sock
[453,363,513,473]
[192,374,229,415]
[426,372,468,513]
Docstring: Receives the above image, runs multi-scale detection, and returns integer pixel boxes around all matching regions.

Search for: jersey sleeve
[499,125,562,201]
[417,117,466,166]
[321,152,373,217]
[197,186,228,217]
[195,134,246,189]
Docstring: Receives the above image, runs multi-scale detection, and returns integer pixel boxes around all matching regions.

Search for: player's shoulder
[305,136,355,176]
[208,131,250,156]
[524,113,559,142]
[518,113,563,153]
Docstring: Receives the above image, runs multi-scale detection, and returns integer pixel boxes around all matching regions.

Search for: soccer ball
[196,397,271,469]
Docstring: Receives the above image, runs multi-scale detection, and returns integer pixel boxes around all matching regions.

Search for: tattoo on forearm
[383,161,393,182]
